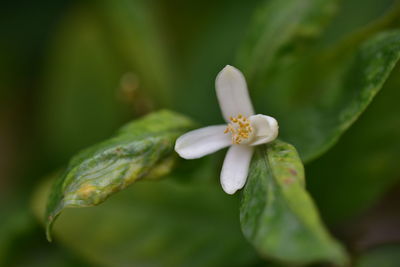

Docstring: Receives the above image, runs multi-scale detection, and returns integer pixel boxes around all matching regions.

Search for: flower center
[224,114,253,144]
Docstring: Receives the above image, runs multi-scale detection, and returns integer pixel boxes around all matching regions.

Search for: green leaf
[266,30,400,161]
[38,175,260,267]
[307,63,400,223]
[316,0,400,47]
[45,110,194,241]
[356,245,400,267]
[240,140,347,265]
[237,0,337,83]
[238,0,400,162]
[281,30,400,162]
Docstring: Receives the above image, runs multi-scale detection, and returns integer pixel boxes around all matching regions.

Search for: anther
[224,114,253,144]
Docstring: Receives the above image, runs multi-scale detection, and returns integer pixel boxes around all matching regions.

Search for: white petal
[175,125,231,159]
[248,114,279,146]
[215,65,255,122]
[220,145,254,194]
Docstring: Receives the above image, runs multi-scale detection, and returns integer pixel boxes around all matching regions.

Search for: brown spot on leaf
[77,184,97,198]
[289,169,297,176]
[284,177,294,185]
[115,147,123,155]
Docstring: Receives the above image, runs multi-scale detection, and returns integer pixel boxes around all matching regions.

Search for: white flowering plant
[3,0,400,266]
[176,65,279,194]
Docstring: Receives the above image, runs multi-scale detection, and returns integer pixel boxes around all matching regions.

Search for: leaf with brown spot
[240,140,348,266]
[45,110,194,241]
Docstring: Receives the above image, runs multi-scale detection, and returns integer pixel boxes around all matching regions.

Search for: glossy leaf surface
[45,110,194,240]
[240,140,347,265]
[307,63,400,223]
[39,176,260,267]
[238,0,400,161]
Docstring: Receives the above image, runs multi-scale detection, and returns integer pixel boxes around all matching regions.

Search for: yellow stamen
[224,114,253,144]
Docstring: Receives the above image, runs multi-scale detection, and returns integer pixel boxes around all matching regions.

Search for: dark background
[1,0,399,266]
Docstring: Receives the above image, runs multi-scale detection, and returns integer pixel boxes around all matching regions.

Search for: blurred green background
[1,0,400,266]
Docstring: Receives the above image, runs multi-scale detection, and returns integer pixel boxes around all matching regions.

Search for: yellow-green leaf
[45,110,194,241]
[37,175,261,267]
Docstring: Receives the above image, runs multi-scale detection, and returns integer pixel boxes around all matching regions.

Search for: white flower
[175,65,279,194]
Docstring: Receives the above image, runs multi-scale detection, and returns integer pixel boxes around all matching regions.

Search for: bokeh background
[1,0,400,266]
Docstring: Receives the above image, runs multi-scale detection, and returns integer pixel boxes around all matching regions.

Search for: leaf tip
[45,209,62,242]
[45,219,53,242]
